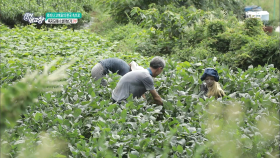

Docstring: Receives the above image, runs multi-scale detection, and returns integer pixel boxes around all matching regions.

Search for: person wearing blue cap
[200,68,225,99]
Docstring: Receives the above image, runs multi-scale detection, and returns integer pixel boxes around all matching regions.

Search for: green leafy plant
[1,16,280,158]
[0,59,75,133]
[244,18,264,36]
[107,0,244,24]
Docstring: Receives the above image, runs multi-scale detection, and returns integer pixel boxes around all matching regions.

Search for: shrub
[220,30,252,51]
[237,35,280,69]
[244,18,264,36]
[171,45,211,62]
[220,35,280,70]
[205,19,231,53]
[206,19,226,37]
[107,0,160,24]
[132,5,211,55]
[107,0,244,24]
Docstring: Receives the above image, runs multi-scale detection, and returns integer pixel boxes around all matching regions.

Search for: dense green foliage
[1,0,280,157]
[0,58,74,133]
[1,23,280,157]
[107,0,244,24]
[107,5,280,70]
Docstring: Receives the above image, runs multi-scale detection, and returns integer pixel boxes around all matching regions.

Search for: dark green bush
[171,23,209,61]
[132,5,211,55]
[135,28,174,56]
[107,0,244,24]
[237,36,280,69]
[107,0,163,24]
[189,23,207,44]
[220,35,280,70]
[104,0,280,71]
[171,45,212,62]
[244,18,264,36]
[224,31,252,51]
[207,19,226,37]
[206,20,230,53]
[83,4,93,12]
[208,36,230,53]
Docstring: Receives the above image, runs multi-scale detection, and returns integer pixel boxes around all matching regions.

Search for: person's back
[111,56,165,105]
[112,69,154,102]
[99,58,130,76]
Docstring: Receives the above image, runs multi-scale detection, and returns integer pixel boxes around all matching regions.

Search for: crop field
[1,24,280,158]
[1,0,280,158]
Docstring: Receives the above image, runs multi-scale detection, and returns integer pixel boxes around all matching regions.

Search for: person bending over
[91,58,130,80]
[91,58,143,85]
[112,56,165,105]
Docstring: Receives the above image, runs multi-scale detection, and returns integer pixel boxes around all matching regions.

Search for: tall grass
[89,0,118,34]
[88,0,147,54]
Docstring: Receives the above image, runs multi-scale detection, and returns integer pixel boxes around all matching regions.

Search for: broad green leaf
[177,145,183,153]
[91,91,96,97]
[117,146,123,158]
[121,109,127,120]
[107,104,117,112]
[34,113,43,121]
[73,108,82,118]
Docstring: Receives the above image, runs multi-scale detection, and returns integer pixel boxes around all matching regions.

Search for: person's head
[200,68,219,86]
[150,56,165,77]
[201,68,225,98]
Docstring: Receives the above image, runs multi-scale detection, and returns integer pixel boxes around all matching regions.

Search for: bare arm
[150,89,163,105]
[128,63,132,71]
[142,94,146,99]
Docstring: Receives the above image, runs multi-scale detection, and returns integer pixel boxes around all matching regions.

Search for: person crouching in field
[111,56,165,105]
[91,58,143,85]
[200,68,225,99]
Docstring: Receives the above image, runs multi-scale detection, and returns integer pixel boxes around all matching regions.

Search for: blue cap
[200,68,219,82]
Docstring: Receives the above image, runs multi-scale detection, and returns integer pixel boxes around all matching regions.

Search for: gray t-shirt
[99,58,130,76]
[112,70,155,101]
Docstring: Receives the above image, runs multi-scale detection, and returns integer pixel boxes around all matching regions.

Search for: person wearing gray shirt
[91,58,131,81]
[112,56,165,105]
